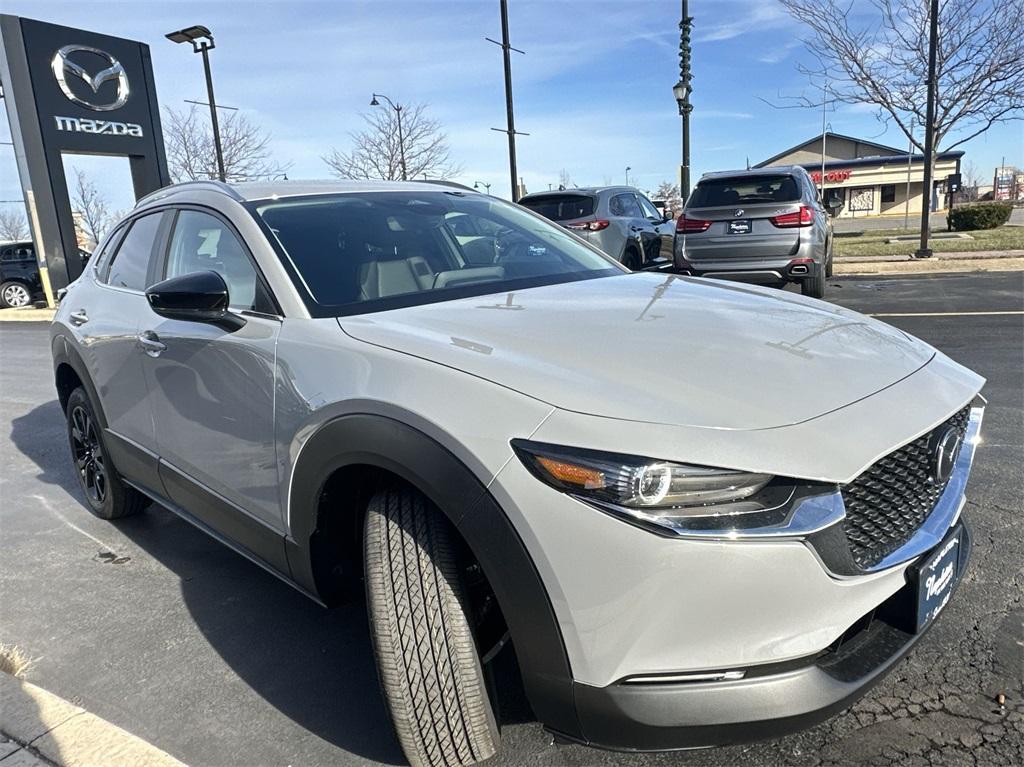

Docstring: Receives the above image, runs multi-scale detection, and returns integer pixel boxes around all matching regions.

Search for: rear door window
[519,194,595,221]
[609,193,643,218]
[104,213,163,291]
[689,175,801,207]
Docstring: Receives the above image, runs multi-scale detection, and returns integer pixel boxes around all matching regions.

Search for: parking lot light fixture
[473,181,492,195]
[625,166,632,186]
[165,25,226,182]
[371,93,408,181]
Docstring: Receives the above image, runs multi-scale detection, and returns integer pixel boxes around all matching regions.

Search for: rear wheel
[801,266,826,299]
[0,281,32,308]
[364,484,499,767]
[65,387,147,520]
[622,247,641,271]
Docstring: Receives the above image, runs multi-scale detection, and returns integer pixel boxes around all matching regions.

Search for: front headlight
[513,440,787,535]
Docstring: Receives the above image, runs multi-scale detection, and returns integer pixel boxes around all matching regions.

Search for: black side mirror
[146,270,245,330]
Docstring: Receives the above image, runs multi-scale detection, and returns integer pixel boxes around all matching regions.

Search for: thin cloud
[695,2,790,43]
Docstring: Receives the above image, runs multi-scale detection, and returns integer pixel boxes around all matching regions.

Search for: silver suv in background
[674,166,838,298]
[519,186,674,269]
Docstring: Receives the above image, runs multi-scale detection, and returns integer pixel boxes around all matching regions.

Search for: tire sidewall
[0,281,32,309]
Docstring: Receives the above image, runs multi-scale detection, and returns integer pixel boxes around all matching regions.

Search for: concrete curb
[833,256,1024,276]
[836,249,1024,264]
[0,308,54,322]
[0,673,186,767]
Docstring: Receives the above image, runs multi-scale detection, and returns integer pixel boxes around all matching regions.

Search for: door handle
[69,309,88,326]
[137,331,166,357]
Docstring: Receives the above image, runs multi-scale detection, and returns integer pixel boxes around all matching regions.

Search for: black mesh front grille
[841,406,970,569]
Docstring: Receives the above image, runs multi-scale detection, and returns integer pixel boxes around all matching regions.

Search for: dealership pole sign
[0,16,169,296]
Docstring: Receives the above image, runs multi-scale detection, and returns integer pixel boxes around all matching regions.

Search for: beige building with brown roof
[756,132,963,219]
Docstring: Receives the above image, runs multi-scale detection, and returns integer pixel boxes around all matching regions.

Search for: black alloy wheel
[69,403,106,505]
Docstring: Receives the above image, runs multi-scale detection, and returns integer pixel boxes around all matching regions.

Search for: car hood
[339,274,935,430]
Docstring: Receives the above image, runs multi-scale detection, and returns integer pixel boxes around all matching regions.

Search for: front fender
[285,412,581,740]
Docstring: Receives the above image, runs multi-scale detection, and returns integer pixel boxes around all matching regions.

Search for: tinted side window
[609,193,642,217]
[165,210,271,313]
[105,214,162,291]
[91,225,126,278]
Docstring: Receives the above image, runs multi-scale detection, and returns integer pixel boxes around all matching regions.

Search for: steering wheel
[493,227,532,264]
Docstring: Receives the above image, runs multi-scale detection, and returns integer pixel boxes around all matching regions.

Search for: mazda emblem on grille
[931,425,963,484]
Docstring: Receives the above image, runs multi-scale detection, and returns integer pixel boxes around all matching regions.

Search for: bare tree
[0,208,30,240]
[70,169,121,247]
[780,0,1024,154]
[323,103,461,181]
[655,181,684,218]
[558,168,572,190]
[163,105,291,183]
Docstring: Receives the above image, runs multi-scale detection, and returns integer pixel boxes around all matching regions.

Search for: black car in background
[0,241,43,308]
[0,241,90,308]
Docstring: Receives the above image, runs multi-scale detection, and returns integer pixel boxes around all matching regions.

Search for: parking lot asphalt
[1,271,1021,767]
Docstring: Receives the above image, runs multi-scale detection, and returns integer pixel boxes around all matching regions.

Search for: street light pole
[165,26,226,182]
[473,181,492,194]
[673,0,694,201]
[915,0,939,259]
[625,166,631,186]
[371,94,407,181]
[498,0,519,201]
[199,45,226,182]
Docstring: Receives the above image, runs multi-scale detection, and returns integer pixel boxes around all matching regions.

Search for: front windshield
[253,191,623,317]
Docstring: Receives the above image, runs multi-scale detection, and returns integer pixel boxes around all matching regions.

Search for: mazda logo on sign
[930,426,963,485]
[51,45,129,111]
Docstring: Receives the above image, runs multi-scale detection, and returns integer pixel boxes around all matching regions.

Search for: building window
[849,187,875,212]
[880,184,896,203]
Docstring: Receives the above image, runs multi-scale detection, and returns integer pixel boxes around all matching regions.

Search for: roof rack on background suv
[135,179,244,208]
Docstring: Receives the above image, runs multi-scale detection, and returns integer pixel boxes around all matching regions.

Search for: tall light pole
[625,166,631,186]
[915,0,939,259]
[487,0,527,201]
[166,25,226,182]
[370,94,407,181]
[473,181,492,194]
[673,0,694,201]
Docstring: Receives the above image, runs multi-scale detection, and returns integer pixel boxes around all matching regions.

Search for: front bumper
[564,521,972,751]
[488,394,983,750]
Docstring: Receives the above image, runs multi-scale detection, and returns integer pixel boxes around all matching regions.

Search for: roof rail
[420,179,477,193]
[135,179,243,208]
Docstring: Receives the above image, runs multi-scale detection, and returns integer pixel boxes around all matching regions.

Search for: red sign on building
[810,169,852,183]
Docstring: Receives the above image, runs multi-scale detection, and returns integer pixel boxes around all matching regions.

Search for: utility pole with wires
[487,0,529,202]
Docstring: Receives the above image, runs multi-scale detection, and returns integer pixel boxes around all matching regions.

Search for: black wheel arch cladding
[285,413,582,739]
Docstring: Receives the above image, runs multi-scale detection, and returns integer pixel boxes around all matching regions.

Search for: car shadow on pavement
[9,399,533,767]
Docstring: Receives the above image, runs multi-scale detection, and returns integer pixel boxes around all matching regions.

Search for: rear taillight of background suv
[566,220,610,232]
[770,206,814,228]
[676,214,712,233]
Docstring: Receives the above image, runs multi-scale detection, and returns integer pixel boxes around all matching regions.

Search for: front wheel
[364,485,499,767]
[0,281,32,308]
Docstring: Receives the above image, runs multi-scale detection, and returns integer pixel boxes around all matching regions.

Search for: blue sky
[2,0,1021,213]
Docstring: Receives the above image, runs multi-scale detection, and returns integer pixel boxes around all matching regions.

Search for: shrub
[947,201,1013,231]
